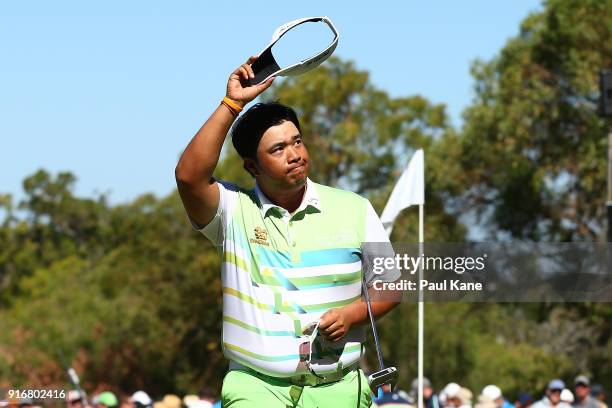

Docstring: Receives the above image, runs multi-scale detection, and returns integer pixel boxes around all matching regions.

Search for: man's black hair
[231,102,301,159]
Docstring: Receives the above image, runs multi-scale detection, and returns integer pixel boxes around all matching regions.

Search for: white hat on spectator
[560,389,574,403]
[66,391,83,403]
[182,396,199,408]
[458,387,473,406]
[131,391,152,408]
[442,382,462,400]
[482,385,502,401]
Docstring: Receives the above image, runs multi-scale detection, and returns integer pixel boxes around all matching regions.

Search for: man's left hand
[319,308,352,342]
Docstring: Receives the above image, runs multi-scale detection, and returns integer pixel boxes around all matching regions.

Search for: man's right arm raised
[175,56,274,227]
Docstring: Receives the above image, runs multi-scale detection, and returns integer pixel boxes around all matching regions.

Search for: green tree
[0,188,225,395]
[0,170,109,307]
[458,0,612,241]
[451,0,612,387]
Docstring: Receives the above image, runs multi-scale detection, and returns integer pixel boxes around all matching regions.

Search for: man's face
[447,396,462,408]
[574,384,589,400]
[250,120,310,192]
[423,386,433,399]
[548,389,561,404]
[68,399,83,408]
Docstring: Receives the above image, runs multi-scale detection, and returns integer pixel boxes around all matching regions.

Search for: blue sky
[1,0,541,204]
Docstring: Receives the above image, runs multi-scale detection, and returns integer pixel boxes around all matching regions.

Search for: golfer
[175,57,400,408]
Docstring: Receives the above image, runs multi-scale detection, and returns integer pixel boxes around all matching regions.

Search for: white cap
[443,383,462,399]
[131,391,152,407]
[67,391,83,402]
[482,385,502,400]
[560,389,574,403]
[189,402,212,408]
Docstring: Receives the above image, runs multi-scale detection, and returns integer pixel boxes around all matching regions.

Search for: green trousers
[221,368,372,408]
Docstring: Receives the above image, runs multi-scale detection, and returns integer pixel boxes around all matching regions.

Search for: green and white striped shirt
[198,178,399,377]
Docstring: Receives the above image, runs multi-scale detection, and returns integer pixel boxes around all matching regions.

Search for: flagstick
[418,203,424,408]
[380,148,425,404]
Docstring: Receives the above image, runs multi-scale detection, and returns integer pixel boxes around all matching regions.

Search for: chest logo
[249,227,270,246]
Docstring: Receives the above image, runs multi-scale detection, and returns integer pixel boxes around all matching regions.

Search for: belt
[229,361,358,387]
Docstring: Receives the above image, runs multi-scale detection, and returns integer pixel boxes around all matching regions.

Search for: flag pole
[418,202,424,408]
[379,148,425,405]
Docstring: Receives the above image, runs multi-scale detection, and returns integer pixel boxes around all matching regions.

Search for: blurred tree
[451,0,612,386]
[458,0,612,241]
[0,179,224,395]
[0,170,109,307]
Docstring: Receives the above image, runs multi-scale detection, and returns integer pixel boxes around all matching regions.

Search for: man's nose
[287,145,301,162]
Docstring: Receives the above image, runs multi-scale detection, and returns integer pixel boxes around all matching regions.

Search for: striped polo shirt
[198,178,399,378]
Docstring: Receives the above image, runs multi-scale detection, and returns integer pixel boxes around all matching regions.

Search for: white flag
[380,149,424,235]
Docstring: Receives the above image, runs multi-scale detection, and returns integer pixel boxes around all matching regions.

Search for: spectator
[441,383,462,408]
[161,395,180,408]
[573,375,599,408]
[440,383,461,407]
[476,395,497,408]
[515,392,534,408]
[17,398,33,408]
[183,394,211,408]
[457,387,473,408]
[129,392,152,408]
[532,379,572,408]
[409,377,440,408]
[198,388,220,408]
[182,395,198,408]
[119,395,131,408]
[482,385,514,408]
[561,390,574,404]
[372,384,412,408]
[590,385,607,408]
[92,392,118,408]
[66,391,85,408]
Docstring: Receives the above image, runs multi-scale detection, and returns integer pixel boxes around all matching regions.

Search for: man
[514,392,534,408]
[590,384,607,408]
[66,391,85,408]
[129,392,152,408]
[372,384,412,408]
[573,375,599,408]
[531,380,572,408]
[481,385,514,408]
[441,383,462,408]
[17,399,33,408]
[175,57,400,407]
[92,392,118,408]
[197,387,221,408]
[561,390,574,405]
[409,377,440,408]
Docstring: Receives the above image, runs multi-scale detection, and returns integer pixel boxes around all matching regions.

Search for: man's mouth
[288,164,305,174]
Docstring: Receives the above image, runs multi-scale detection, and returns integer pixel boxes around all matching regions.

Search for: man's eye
[294,139,302,145]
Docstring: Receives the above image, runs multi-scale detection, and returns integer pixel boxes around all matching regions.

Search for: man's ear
[243,158,259,178]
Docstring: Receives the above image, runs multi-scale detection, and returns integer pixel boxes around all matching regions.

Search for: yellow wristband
[222,97,243,115]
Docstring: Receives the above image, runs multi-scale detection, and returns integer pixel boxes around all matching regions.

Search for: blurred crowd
[373,374,607,408]
[2,373,607,408]
[3,388,220,408]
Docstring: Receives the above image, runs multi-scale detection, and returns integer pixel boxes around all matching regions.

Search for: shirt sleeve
[191,181,238,247]
[363,200,402,286]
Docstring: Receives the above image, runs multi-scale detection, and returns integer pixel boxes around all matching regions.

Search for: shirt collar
[254,178,321,218]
